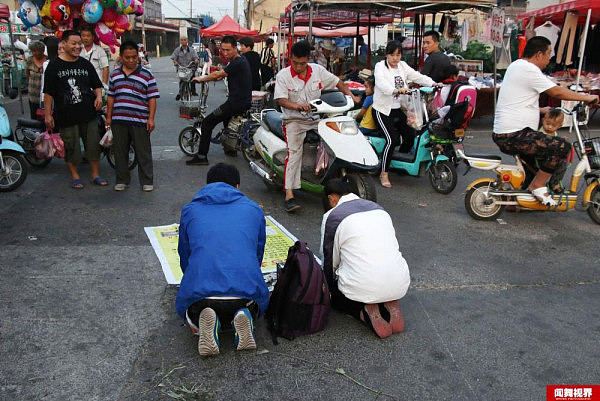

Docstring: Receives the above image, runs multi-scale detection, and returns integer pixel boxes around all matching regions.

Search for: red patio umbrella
[199,15,259,37]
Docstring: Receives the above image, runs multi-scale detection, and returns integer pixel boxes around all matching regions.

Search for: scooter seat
[466,154,502,161]
[264,111,285,141]
[17,117,45,129]
[264,110,320,144]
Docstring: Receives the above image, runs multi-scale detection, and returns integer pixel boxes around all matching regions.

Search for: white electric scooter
[243,91,380,203]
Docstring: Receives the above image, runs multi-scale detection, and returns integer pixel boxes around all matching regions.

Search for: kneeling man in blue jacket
[176,163,270,357]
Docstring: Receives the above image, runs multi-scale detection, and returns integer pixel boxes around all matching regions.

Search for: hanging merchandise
[556,12,578,66]
[496,29,512,70]
[584,23,600,72]
[525,17,536,40]
[481,17,492,43]
[11,0,139,53]
[461,18,469,51]
[534,20,560,57]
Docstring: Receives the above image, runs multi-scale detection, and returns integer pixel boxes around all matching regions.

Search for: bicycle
[178,64,210,156]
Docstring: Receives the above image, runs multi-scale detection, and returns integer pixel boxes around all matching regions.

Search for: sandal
[92,176,108,186]
[71,179,84,189]
[380,173,392,188]
[530,187,556,207]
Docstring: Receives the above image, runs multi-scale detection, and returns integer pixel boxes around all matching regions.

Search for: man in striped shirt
[106,40,160,192]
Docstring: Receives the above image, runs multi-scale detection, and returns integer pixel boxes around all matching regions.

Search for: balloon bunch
[17,0,143,52]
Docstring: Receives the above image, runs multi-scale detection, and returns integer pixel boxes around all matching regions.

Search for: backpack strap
[295,248,315,303]
[444,81,464,106]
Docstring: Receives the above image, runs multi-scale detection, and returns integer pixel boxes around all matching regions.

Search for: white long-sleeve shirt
[373,60,435,116]
[320,193,411,303]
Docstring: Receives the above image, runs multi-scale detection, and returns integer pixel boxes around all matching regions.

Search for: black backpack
[265,241,330,344]
[443,100,474,132]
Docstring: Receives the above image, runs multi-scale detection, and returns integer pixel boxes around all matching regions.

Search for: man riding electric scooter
[274,40,361,212]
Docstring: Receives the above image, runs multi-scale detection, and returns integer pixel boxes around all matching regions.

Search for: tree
[196,14,215,28]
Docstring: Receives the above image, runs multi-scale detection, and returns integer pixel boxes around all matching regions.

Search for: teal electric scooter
[365,87,460,194]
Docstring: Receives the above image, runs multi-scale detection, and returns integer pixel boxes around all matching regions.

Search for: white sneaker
[142,185,154,192]
[198,308,220,357]
[232,308,256,351]
[114,184,129,191]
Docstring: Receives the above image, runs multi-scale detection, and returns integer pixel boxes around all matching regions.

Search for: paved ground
[0,56,599,401]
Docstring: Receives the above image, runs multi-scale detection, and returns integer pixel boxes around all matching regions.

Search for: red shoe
[384,300,405,334]
[363,304,392,339]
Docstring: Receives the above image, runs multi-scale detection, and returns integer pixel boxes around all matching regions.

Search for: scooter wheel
[106,144,137,171]
[178,127,200,156]
[428,160,457,194]
[464,181,504,220]
[587,186,600,225]
[0,150,28,192]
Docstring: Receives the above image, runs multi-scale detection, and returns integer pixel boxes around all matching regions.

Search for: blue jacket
[175,182,269,318]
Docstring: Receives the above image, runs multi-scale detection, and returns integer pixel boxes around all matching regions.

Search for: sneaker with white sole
[142,185,154,192]
[232,308,256,351]
[114,183,130,191]
[198,307,220,356]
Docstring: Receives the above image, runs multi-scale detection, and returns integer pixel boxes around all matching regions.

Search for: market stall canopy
[289,0,496,13]
[518,0,600,24]
[267,25,369,37]
[281,7,395,27]
[0,4,10,20]
[199,14,259,37]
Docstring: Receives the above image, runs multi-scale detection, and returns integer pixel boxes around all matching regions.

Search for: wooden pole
[355,12,360,67]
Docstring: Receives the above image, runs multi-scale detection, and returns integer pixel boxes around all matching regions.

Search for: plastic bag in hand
[99,128,113,147]
[34,131,54,159]
[315,140,329,176]
[49,133,65,158]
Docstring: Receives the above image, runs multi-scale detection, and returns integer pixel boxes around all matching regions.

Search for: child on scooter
[354,76,377,135]
[540,108,568,193]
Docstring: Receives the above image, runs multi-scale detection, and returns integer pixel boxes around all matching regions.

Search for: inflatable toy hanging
[18,0,139,52]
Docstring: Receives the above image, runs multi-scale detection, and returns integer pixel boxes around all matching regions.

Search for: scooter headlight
[325,121,358,136]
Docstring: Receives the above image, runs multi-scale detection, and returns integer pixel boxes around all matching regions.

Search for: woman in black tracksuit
[372,41,436,188]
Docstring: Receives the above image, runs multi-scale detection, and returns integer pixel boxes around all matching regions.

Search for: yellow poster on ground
[144,216,298,285]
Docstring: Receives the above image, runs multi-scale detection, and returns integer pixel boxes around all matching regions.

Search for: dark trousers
[29,101,39,120]
[373,108,416,172]
[330,281,389,334]
[197,100,248,156]
[112,123,153,186]
[187,298,259,329]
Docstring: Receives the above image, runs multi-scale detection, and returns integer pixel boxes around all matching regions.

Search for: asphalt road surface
[0,56,599,401]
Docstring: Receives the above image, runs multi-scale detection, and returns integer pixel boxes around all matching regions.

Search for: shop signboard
[490,8,505,48]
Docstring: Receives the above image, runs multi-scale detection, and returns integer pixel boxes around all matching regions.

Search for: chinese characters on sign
[490,8,505,48]
[547,385,600,401]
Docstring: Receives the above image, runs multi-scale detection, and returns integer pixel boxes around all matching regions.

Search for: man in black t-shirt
[420,30,450,83]
[186,36,252,166]
[44,30,106,189]
[239,36,261,91]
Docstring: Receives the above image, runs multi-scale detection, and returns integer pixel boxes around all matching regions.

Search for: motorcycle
[12,111,137,170]
[243,90,379,202]
[176,61,197,105]
[458,101,600,224]
[363,87,461,194]
[0,99,27,191]
[178,64,210,155]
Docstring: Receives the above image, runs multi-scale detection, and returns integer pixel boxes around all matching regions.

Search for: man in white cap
[314,39,345,74]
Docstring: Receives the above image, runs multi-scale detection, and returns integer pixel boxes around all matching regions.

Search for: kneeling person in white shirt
[320,177,411,339]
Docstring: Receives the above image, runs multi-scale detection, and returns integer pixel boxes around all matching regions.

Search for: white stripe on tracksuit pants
[374,108,415,173]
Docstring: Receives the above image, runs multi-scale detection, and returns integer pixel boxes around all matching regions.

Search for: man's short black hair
[206,163,240,187]
[239,36,254,49]
[80,25,95,36]
[522,36,551,58]
[424,30,441,42]
[221,35,237,47]
[266,38,274,45]
[61,30,80,42]
[120,40,138,54]
[324,176,355,197]
[291,40,311,58]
